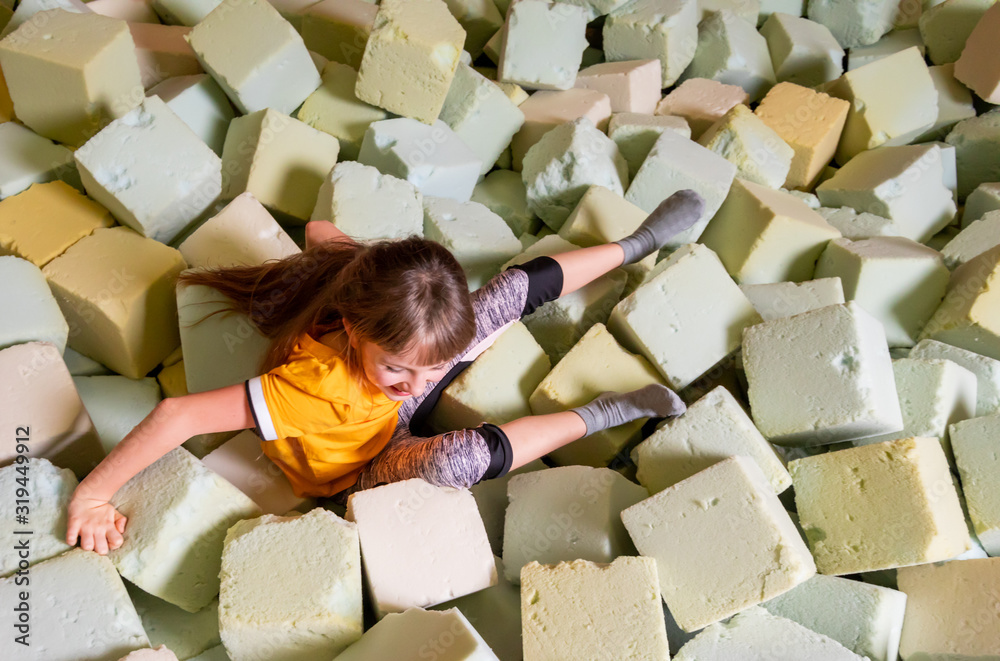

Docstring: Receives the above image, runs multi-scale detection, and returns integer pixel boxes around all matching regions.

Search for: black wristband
[478,422,514,481]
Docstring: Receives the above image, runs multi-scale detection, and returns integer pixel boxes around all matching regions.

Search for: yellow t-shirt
[244,331,402,498]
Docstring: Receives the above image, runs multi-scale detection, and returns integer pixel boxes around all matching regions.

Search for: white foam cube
[219,508,362,659]
[0,122,79,200]
[0,458,76,577]
[359,117,483,202]
[335,608,499,660]
[433,557,521,661]
[945,110,1000,201]
[846,27,925,71]
[941,211,1000,270]
[72,375,160,454]
[470,169,540,237]
[0,0,91,39]
[760,12,844,88]
[502,466,647,584]
[915,63,977,144]
[510,87,612,171]
[123,582,220,661]
[498,0,589,91]
[603,0,700,88]
[806,0,897,49]
[0,256,67,353]
[608,112,691,178]
[964,182,1000,228]
[146,74,236,156]
[698,103,794,189]
[622,456,816,631]
[743,302,903,446]
[681,9,777,102]
[950,415,1000,555]
[911,338,1000,417]
[470,460,546,556]
[816,205,902,240]
[87,0,159,23]
[741,277,845,321]
[311,162,422,241]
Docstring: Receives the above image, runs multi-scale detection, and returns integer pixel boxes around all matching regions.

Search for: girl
[65,189,705,556]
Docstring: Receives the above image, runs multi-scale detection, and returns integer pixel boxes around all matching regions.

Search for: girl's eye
[384,365,400,373]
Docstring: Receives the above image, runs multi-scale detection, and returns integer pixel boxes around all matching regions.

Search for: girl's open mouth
[391,385,410,396]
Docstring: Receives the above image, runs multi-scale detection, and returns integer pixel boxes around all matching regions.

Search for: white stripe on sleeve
[246,375,279,441]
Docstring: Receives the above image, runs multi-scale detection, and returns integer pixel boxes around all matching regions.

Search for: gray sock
[614,189,706,265]
[569,384,686,435]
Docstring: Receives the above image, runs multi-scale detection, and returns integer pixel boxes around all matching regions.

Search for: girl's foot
[569,383,686,435]
[615,189,706,264]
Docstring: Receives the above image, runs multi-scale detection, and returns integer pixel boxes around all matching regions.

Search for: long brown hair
[175,235,476,403]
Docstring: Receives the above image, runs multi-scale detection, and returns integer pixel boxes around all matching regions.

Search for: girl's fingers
[94,532,109,556]
[80,531,95,552]
[108,529,124,550]
[66,519,80,546]
[115,514,127,533]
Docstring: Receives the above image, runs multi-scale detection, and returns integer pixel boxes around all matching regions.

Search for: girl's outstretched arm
[66,383,256,556]
[305,220,356,249]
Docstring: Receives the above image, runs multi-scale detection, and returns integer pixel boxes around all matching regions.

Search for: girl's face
[357,339,451,401]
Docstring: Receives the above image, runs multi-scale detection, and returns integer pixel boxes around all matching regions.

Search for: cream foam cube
[0,342,103,478]
[759,12,844,88]
[953,2,1000,104]
[522,116,629,232]
[0,548,149,660]
[655,77,749,139]
[498,0,589,91]
[0,122,79,200]
[470,460,545,556]
[574,59,662,114]
[911,338,1000,417]
[296,61,388,162]
[815,237,951,347]
[919,245,1000,360]
[74,96,222,245]
[300,0,377,70]
[107,447,262,612]
[755,82,850,191]
[0,458,76,577]
[311,162,422,241]
[632,385,791,495]
[123,583,219,661]
[622,456,816,631]
[0,0,91,40]
[789,437,971,575]
[698,103,794,189]
[815,206,903,240]
[945,109,1000,201]
[897,557,1000,659]
[673,606,867,661]
[428,321,550,431]
[433,557,521,661]
[117,646,179,661]
[743,302,903,446]
[422,196,522,290]
[603,0,699,88]
[806,0,896,49]
[520,558,669,660]
[335,608,499,660]
[529,323,664,467]
[624,129,737,248]
[219,509,362,659]
[146,74,236,157]
[72,375,160,454]
[697,0,760,22]
[608,112,691,178]
[359,117,483,202]
[440,63,525,175]
[941,211,1000,270]
[186,0,320,116]
[502,466,647,584]
[354,0,465,124]
[740,277,845,321]
[346,478,497,617]
[816,144,956,244]
[0,9,143,148]
[701,179,841,285]
[963,182,1000,227]
[825,47,938,164]
[0,256,68,353]
[178,192,299,269]
[950,415,1000,555]
[915,63,977,144]
[762,574,907,661]
[608,243,762,390]
[846,27,924,71]
[471,169,540,237]
[510,88,612,172]
[681,9,776,103]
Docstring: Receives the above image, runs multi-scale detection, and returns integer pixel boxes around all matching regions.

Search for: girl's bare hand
[66,495,128,556]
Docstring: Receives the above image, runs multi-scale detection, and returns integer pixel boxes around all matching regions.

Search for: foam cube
[655,77,749,139]
[72,375,161,454]
[146,74,236,156]
[186,0,320,116]
[0,458,76,577]
[824,47,937,164]
[150,0,221,25]
[740,277,845,321]
[0,256,67,353]
[762,574,907,661]
[846,27,925,71]
[422,196,522,290]
[440,63,525,175]
[0,548,149,660]
[117,646,179,661]
[528,323,664,467]
[219,509,362,659]
[123,583,220,661]
[354,0,465,123]
[346,478,496,617]
[789,437,971,575]
[624,129,737,247]
[335,608,500,660]
[502,466,647,584]
[622,456,816,631]
[574,59,662,114]
[130,23,201,90]
[759,12,844,88]
[896,557,1000,659]
[42,226,186,379]
[107,447,262,612]
[914,63,977,144]
[941,212,1000,272]
[950,415,1000,555]
[609,243,762,390]
[510,88,612,171]
[608,112,691,178]
[470,460,546,556]
[520,558,670,660]
[300,0,377,70]
[522,116,629,232]
[673,606,867,661]
[742,302,903,445]
[816,206,901,241]
[87,0,159,23]
[701,179,841,285]
[911,338,1000,417]
[73,96,222,245]
[471,169,540,237]
[698,103,794,189]
[945,109,1000,201]
[953,2,1000,104]
[428,321,549,432]
[188,646,228,661]
[603,0,699,88]
[815,237,950,347]
[295,62,387,162]
[0,9,143,147]
[310,162,422,241]
[754,82,850,190]
[816,144,957,244]
[0,122,79,200]
[433,557,521,661]
[806,0,896,48]
[964,182,1000,227]
[681,9,776,103]
[498,0,589,91]
[359,117,482,202]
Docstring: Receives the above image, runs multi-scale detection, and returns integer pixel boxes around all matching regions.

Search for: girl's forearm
[549,243,627,297]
